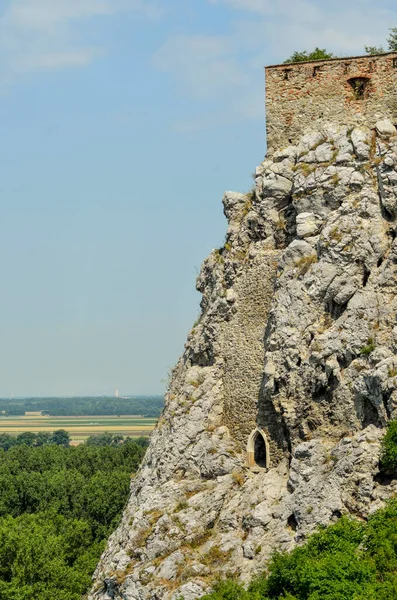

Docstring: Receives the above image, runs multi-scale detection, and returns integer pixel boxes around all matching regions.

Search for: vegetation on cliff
[203,501,397,599]
[380,420,397,473]
[203,423,397,600]
[0,438,147,599]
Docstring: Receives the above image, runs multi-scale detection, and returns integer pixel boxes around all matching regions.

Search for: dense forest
[0,435,148,599]
[0,430,145,450]
[0,395,164,417]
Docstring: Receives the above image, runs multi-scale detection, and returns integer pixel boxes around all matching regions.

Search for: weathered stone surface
[296,212,321,238]
[351,127,371,160]
[376,119,397,138]
[89,123,397,600]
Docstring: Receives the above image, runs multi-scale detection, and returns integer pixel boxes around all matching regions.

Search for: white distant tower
[115,388,119,398]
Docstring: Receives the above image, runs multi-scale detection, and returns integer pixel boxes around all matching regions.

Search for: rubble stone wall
[222,250,279,450]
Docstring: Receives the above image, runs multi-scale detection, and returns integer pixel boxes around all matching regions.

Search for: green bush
[284,48,335,64]
[360,337,376,356]
[380,420,397,473]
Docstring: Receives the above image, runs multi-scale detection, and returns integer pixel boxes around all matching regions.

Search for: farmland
[0,414,157,443]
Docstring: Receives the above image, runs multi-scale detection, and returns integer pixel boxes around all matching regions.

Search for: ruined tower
[266,52,397,151]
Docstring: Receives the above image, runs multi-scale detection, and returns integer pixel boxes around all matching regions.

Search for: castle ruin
[266,52,397,150]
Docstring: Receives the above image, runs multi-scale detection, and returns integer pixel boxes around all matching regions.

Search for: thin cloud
[155,0,397,132]
[153,34,249,101]
[208,0,321,20]
[0,0,160,80]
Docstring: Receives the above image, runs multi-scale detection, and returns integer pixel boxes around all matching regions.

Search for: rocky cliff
[89,119,397,600]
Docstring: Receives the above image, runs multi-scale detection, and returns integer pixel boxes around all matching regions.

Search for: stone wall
[222,249,279,450]
[266,52,397,150]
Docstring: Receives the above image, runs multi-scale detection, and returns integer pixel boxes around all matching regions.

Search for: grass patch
[329,226,343,243]
[360,337,376,356]
[242,197,253,217]
[190,530,214,549]
[201,546,233,568]
[232,471,245,487]
[174,501,188,513]
[295,254,318,276]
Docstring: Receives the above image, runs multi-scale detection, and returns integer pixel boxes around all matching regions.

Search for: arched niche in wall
[348,76,371,100]
[247,428,270,469]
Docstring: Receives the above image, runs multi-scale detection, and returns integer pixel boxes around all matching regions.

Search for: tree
[0,434,17,451]
[365,45,385,55]
[16,432,37,447]
[388,27,397,51]
[86,432,118,447]
[35,432,51,447]
[365,27,397,55]
[50,430,70,447]
[284,47,335,64]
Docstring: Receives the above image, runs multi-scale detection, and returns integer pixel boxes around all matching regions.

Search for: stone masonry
[266,52,397,150]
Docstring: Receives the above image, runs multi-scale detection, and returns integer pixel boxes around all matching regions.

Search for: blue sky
[0,0,395,396]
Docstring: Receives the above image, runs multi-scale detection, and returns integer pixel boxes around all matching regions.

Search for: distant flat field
[0,415,157,440]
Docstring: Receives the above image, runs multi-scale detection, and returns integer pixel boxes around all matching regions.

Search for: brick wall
[265,53,397,151]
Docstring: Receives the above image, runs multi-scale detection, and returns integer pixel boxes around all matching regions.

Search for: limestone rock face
[89,123,397,600]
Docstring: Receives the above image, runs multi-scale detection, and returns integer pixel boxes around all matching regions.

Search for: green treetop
[283,47,335,64]
[365,27,397,54]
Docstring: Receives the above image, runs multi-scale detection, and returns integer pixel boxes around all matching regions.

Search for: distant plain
[0,415,157,442]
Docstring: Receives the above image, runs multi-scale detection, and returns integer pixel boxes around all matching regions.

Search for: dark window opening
[359,397,381,428]
[393,58,397,68]
[287,514,298,531]
[337,354,352,370]
[348,77,370,100]
[313,66,322,77]
[331,510,342,521]
[325,298,348,319]
[383,391,392,421]
[284,69,292,80]
[254,433,267,468]
[383,206,395,222]
[375,471,394,485]
[363,266,371,287]
[313,383,328,401]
